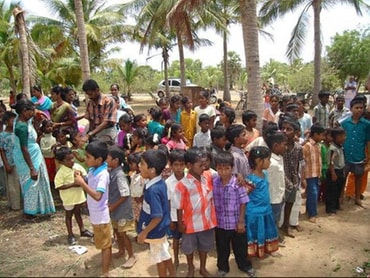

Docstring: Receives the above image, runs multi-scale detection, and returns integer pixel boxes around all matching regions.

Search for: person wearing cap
[313,91,330,128]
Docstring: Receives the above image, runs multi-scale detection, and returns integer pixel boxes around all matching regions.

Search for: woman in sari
[13,99,55,218]
[31,85,52,119]
[50,85,77,134]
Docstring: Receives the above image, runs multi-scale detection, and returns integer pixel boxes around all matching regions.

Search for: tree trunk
[240,0,263,130]
[6,63,17,95]
[13,6,30,98]
[162,47,170,99]
[74,0,90,81]
[312,0,321,107]
[177,30,187,89]
[223,29,231,102]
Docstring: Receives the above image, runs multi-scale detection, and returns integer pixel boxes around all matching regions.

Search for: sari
[31,95,52,119]
[51,102,77,133]
[13,120,55,215]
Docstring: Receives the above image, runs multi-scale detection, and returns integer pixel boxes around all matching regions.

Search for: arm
[74,172,103,201]
[109,196,129,212]
[236,204,246,233]
[72,151,84,163]
[137,217,162,244]
[20,145,37,180]
[329,150,337,181]
[0,149,12,174]
[177,209,186,233]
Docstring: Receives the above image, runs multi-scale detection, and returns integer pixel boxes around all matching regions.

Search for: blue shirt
[137,176,170,239]
[341,117,370,163]
[148,120,164,138]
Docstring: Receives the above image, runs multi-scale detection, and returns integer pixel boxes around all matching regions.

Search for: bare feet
[199,268,212,277]
[308,217,316,223]
[291,225,303,232]
[112,251,125,259]
[281,226,295,238]
[355,200,366,209]
[187,266,195,277]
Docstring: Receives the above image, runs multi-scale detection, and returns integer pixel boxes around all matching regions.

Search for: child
[242,110,260,147]
[296,96,313,139]
[210,127,227,169]
[69,131,88,171]
[173,147,217,277]
[218,106,236,129]
[130,127,147,154]
[341,98,370,208]
[262,94,280,126]
[166,123,187,151]
[163,95,181,123]
[193,113,212,147]
[245,146,279,258]
[319,128,332,202]
[0,111,21,210]
[166,149,186,269]
[156,97,169,125]
[328,95,349,128]
[147,106,164,138]
[106,146,136,268]
[127,152,145,229]
[133,113,148,130]
[145,134,160,150]
[39,120,57,187]
[313,91,330,128]
[161,119,175,145]
[180,96,197,147]
[325,128,346,215]
[116,112,134,149]
[194,90,216,133]
[226,124,250,178]
[303,124,326,223]
[54,147,93,245]
[137,149,175,277]
[74,141,112,276]
[213,151,255,277]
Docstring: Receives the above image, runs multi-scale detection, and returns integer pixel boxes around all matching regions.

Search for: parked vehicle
[157,78,196,97]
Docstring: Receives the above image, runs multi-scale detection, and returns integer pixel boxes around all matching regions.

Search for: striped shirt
[313,103,329,128]
[173,172,217,234]
[85,94,117,131]
[302,138,322,179]
[283,142,304,191]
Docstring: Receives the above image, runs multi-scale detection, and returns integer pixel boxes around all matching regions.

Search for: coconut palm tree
[259,0,369,106]
[118,59,139,100]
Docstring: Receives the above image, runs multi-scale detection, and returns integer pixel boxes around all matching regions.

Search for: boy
[137,149,174,277]
[302,124,326,223]
[210,127,227,170]
[313,91,330,128]
[226,124,250,178]
[166,149,186,269]
[328,95,349,128]
[180,96,197,147]
[340,98,370,208]
[54,147,93,245]
[325,128,346,215]
[106,146,136,268]
[74,140,111,276]
[213,151,255,277]
[193,113,212,147]
[173,147,217,277]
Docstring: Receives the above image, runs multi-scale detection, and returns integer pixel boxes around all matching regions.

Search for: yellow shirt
[55,164,87,206]
[180,110,197,147]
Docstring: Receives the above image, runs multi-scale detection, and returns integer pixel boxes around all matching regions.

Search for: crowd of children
[0,88,369,278]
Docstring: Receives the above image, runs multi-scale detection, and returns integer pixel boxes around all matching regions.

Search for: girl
[116,113,134,150]
[245,146,279,258]
[161,119,175,145]
[163,95,182,124]
[69,131,88,171]
[39,120,57,190]
[156,97,169,124]
[145,134,160,150]
[147,106,164,138]
[165,123,187,152]
[130,127,147,154]
[242,110,260,147]
[219,106,236,129]
[180,96,196,147]
[127,152,145,232]
[194,90,216,133]
[262,95,280,126]
[133,113,148,130]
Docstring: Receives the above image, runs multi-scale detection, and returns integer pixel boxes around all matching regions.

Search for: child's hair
[181,96,190,105]
[141,149,168,175]
[199,90,210,99]
[285,103,299,112]
[119,112,134,125]
[168,148,186,164]
[214,151,234,167]
[156,97,168,107]
[133,113,146,128]
[55,146,72,162]
[269,94,280,102]
[132,127,147,147]
[242,110,257,125]
[248,146,271,170]
[198,113,211,124]
[157,144,170,157]
[262,121,279,138]
[350,97,365,108]
[127,151,143,166]
[282,118,300,132]
[170,95,181,106]
[2,111,16,122]
[318,90,330,99]
[211,127,226,141]
[278,113,297,129]
[336,94,345,101]
[145,134,160,148]
[184,147,206,164]
[169,123,182,139]
[148,106,162,121]
[221,107,236,124]
[265,130,287,150]
[108,145,125,165]
[40,119,52,133]
[310,123,326,137]
[68,131,81,146]
[52,128,69,141]
[162,119,175,138]
[330,127,346,141]
[198,146,212,161]
[225,124,245,144]
[85,140,108,161]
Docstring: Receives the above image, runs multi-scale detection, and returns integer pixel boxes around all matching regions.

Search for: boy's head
[184,147,207,178]
[214,151,234,179]
[330,127,346,145]
[198,113,211,132]
[140,149,168,177]
[281,118,300,141]
[85,140,109,168]
[335,95,345,109]
[242,110,257,127]
[226,124,247,147]
[211,127,227,149]
[318,91,330,105]
[265,130,287,155]
[198,146,212,170]
[55,146,74,168]
[309,123,326,142]
[350,98,365,118]
[107,145,125,168]
[285,103,299,119]
[262,121,279,141]
[169,149,186,177]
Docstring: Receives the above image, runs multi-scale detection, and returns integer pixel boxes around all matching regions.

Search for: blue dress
[245,171,279,258]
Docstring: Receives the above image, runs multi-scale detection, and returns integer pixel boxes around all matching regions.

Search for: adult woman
[13,99,55,218]
[50,85,77,134]
[31,85,53,119]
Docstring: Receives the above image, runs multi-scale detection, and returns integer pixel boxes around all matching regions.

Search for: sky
[21,0,370,71]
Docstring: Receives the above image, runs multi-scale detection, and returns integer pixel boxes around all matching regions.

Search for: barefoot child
[54,147,93,245]
[74,141,112,276]
[106,146,136,268]
[137,149,175,277]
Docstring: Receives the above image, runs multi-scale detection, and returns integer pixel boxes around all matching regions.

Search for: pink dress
[166,139,187,151]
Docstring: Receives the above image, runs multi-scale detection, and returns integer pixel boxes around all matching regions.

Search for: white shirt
[193,130,211,147]
[194,105,216,133]
[166,173,183,221]
[267,153,285,204]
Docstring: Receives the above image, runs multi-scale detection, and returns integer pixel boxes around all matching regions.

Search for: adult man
[83,79,117,143]
[344,75,357,109]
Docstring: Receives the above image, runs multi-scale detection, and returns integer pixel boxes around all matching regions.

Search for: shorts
[345,163,365,176]
[181,229,215,255]
[63,205,75,211]
[111,219,135,233]
[92,223,112,250]
[170,222,182,240]
[148,238,171,264]
[284,188,297,204]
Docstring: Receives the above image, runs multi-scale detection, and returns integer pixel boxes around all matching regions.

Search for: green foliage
[218,51,242,89]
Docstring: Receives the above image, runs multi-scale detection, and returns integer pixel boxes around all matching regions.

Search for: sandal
[80,229,94,238]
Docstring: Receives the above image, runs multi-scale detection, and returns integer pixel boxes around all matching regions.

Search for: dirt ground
[0,93,369,277]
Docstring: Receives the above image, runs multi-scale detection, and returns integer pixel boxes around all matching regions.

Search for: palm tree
[259,0,368,106]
